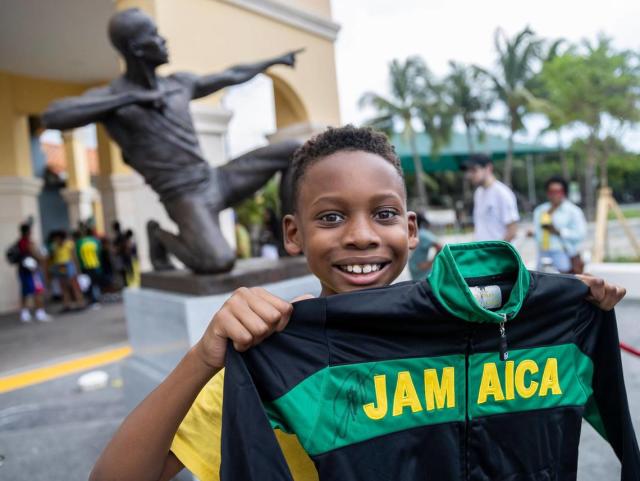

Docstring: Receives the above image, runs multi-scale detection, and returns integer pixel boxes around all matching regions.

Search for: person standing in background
[532,176,587,273]
[462,154,519,242]
[49,231,85,311]
[77,225,103,305]
[13,222,51,322]
[112,221,128,288]
[124,229,140,287]
[408,213,443,279]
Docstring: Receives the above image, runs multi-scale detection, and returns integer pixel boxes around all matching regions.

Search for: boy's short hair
[290,125,404,212]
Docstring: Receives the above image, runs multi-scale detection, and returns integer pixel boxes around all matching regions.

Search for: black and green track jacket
[221,241,640,480]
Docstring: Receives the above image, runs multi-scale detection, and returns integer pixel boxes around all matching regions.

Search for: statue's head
[108,8,169,66]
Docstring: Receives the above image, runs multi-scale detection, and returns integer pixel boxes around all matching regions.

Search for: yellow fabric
[126,259,141,287]
[79,241,100,269]
[51,239,75,265]
[171,369,319,481]
[540,211,552,250]
[235,223,251,259]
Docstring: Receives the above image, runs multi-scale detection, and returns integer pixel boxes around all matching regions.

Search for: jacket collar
[427,241,530,323]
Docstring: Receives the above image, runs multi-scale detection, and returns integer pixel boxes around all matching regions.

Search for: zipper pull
[498,314,508,361]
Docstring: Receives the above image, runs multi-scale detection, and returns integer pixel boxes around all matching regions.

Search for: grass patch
[603,255,640,263]
[608,208,640,220]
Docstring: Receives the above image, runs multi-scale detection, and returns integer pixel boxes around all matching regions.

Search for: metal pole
[525,154,536,207]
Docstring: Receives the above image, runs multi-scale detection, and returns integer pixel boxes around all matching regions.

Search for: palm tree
[529,40,570,179]
[359,56,429,207]
[417,79,454,163]
[446,61,494,154]
[476,27,543,186]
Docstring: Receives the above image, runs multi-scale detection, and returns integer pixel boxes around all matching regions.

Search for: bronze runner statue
[43,8,302,273]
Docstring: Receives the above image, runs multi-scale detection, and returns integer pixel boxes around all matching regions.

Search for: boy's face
[284,151,418,297]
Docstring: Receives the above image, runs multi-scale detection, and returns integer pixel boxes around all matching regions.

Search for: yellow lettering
[538,358,562,397]
[515,360,539,398]
[392,371,423,416]
[424,367,456,410]
[363,375,388,420]
[477,363,505,404]
[504,360,515,400]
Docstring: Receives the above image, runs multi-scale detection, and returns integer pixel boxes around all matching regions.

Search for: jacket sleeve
[574,302,640,480]
[220,344,295,481]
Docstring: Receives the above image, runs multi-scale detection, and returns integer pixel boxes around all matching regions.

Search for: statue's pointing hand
[279,48,305,68]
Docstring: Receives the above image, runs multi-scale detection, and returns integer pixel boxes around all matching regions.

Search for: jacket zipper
[498,313,509,361]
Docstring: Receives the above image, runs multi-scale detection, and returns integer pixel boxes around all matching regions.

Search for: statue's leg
[152,193,235,274]
[217,140,300,213]
[147,220,175,271]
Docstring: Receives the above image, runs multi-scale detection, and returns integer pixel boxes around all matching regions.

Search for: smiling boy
[89,126,626,481]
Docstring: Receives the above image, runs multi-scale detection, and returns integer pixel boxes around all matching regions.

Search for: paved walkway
[0,301,128,376]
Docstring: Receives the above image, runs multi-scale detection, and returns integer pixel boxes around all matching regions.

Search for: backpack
[6,242,22,265]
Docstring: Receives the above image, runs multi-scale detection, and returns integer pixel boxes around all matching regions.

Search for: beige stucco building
[0,0,341,313]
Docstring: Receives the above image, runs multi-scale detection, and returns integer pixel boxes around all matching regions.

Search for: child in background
[408,212,443,279]
[49,230,85,311]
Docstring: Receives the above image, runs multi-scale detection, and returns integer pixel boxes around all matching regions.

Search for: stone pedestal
[0,176,43,312]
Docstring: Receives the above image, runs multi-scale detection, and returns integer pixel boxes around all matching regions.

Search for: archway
[269,74,310,129]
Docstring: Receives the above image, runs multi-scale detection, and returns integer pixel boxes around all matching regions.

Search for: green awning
[392,131,556,173]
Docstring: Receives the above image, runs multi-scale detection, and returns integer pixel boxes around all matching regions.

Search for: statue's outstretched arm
[192,49,304,99]
[42,87,167,130]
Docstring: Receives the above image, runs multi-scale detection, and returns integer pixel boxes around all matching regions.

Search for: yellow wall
[0,72,91,177]
[154,0,340,127]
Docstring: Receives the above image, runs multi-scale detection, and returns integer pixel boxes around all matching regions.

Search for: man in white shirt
[462,154,519,242]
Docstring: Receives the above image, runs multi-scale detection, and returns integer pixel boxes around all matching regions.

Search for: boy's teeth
[340,264,382,274]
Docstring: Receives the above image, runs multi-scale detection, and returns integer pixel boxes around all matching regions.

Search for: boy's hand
[577,274,626,311]
[194,287,294,371]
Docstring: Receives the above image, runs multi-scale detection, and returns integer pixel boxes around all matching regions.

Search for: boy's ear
[407,211,418,250]
[283,214,303,256]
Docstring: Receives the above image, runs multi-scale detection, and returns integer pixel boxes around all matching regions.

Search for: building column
[60,129,97,229]
[0,176,44,313]
[0,80,45,311]
[191,104,235,249]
